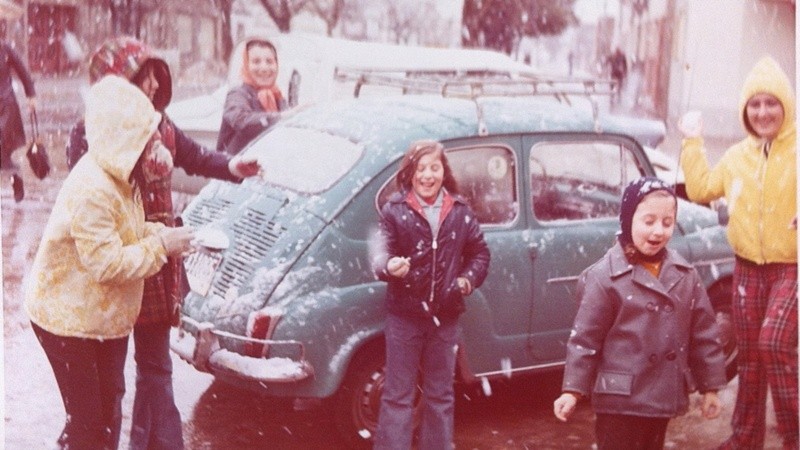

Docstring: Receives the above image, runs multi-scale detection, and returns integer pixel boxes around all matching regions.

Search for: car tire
[333,341,386,449]
[333,340,423,448]
[709,281,738,380]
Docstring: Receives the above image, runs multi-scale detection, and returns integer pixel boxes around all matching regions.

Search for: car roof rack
[333,67,617,135]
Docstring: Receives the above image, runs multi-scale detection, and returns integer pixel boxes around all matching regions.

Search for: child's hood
[84,74,161,184]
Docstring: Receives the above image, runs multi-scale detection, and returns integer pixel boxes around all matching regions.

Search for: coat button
[646,302,656,312]
[649,353,658,363]
[664,304,674,313]
[666,351,677,361]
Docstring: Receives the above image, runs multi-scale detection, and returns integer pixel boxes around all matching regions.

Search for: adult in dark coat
[0,40,36,170]
[216,38,287,155]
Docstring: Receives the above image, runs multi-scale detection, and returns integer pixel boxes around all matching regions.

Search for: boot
[11,173,24,203]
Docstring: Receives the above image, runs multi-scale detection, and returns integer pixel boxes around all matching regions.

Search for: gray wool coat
[562,243,727,418]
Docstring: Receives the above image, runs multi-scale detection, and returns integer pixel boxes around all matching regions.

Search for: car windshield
[245,127,364,194]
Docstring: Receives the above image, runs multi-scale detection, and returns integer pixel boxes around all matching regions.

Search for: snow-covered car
[166,34,565,210]
[171,73,737,447]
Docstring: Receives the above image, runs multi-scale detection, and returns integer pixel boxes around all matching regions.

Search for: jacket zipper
[758,143,768,263]
[421,213,441,327]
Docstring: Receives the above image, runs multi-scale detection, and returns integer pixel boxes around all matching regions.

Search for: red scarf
[240,47,284,112]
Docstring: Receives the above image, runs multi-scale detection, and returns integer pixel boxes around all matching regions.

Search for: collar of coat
[607,242,695,299]
[404,189,455,229]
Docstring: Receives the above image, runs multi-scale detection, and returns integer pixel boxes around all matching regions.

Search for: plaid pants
[720,259,798,450]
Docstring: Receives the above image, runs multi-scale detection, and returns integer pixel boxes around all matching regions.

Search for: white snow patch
[209,350,306,381]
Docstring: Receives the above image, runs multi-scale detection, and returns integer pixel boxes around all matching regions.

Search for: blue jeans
[374,314,459,450]
[32,321,128,450]
[129,322,184,450]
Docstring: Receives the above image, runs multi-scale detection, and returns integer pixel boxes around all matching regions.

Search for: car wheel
[709,281,738,380]
[333,342,422,448]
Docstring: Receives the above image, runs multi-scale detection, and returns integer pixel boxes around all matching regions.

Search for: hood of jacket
[739,56,796,142]
[84,75,161,185]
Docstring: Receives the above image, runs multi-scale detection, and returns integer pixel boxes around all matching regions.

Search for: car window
[245,127,364,194]
[376,145,517,226]
[530,141,641,222]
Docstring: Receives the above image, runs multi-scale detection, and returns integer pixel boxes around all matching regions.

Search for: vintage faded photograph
[2,0,795,448]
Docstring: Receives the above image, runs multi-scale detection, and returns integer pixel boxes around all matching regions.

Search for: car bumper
[170,315,314,383]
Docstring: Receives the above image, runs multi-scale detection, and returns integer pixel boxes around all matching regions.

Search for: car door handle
[528,242,538,260]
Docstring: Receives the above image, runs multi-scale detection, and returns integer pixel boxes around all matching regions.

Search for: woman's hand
[387,256,410,278]
[159,226,195,257]
[229,153,262,178]
[701,391,722,419]
[553,392,580,422]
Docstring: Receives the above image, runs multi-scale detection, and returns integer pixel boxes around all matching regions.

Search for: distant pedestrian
[1,39,36,201]
[553,177,727,450]
[216,37,287,155]
[372,139,491,449]
[678,55,797,450]
[25,74,195,450]
[607,47,627,103]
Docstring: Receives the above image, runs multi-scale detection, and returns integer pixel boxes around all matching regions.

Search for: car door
[522,133,647,363]
[436,137,546,377]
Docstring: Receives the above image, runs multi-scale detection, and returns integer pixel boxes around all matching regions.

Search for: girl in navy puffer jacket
[373,139,490,450]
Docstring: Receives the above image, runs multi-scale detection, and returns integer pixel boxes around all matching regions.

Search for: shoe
[12,173,24,203]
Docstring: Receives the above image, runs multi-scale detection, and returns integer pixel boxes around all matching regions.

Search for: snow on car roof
[228,33,541,85]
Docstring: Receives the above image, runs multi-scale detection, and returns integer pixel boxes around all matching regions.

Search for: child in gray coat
[553,176,727,450]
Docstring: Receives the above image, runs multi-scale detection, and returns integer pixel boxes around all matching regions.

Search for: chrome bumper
[170,316,313,383]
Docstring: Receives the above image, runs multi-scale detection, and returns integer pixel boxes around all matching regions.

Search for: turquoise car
[172,87,736,446]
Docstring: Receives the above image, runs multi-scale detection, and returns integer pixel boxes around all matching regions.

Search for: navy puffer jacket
[376,190,490,322]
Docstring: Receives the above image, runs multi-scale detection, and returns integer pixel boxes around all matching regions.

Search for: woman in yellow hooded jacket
[678,56,797,450]
[24,75,195,450]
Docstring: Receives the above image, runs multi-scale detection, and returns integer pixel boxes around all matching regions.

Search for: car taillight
[245,306,283,357]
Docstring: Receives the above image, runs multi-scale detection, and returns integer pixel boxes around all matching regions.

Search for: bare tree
[307,0,345,36]
[255,0,310,32]
[211,0,235,62]
[462,0,578,54]
[385,2,417,44]
[109,0,148,37]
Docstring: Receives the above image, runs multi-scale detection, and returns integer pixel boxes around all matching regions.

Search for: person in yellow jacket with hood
[678,55,797,450]
[24,74,195,450]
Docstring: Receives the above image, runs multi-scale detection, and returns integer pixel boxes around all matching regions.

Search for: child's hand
[678,110,703,138]
[457,277,472,295]
[553,392,579,422]
[387,256,411,278]
[701,391,722,419]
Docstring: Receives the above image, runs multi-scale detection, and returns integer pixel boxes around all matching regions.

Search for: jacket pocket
[593,371,633,396]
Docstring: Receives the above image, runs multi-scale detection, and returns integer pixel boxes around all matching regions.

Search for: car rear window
[245,127,364,194]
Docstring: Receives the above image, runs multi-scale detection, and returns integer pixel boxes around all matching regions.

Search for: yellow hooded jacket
[680,56,797,264]
[24,75,168,339]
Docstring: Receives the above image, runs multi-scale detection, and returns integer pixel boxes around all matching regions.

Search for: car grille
[182,197,234,227]
[213,208,285,298]
[182,198,286,299]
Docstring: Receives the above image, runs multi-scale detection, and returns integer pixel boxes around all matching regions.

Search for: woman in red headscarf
[216,38,287,155]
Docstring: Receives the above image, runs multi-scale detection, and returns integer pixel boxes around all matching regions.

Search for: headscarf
[240,40,284,112]
[618,176,676,263]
